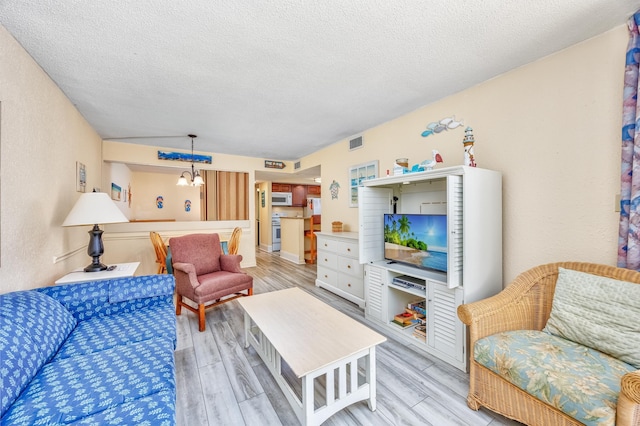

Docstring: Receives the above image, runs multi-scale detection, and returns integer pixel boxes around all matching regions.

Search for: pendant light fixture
[177,134,204,186]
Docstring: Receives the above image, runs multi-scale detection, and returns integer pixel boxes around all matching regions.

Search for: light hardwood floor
[175,250,522,426]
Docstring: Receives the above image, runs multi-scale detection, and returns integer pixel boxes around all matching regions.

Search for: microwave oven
[272,192,292,206]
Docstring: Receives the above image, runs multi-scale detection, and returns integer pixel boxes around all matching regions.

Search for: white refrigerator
[306,198,321,215]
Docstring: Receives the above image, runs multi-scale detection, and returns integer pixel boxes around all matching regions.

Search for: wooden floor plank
[174,347,207,425]
[199,361,246,425]
[238,392,284,426]
[209,319,264,403]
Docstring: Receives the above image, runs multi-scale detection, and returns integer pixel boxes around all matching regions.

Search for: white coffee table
[238,287,386,426]
[55,262,140,284]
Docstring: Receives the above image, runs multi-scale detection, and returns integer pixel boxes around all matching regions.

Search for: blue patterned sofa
[0,274,177,425]
[458,263,640,426]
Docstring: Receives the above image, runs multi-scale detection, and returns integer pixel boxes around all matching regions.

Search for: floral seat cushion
[475,330,636,426]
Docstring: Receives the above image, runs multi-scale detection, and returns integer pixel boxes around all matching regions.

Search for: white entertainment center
[358,166,502,372]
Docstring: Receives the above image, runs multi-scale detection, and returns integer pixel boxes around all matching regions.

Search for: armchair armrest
[617,370,640,426]
[172,262,201,293]
[220,254,244,273]
[38,275,175,321]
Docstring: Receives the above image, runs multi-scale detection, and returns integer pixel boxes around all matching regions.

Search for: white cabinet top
[315,231,359,241]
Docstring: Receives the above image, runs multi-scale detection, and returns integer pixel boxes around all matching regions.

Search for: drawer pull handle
[347,248,351,252]
[324,243,328,247]
[347,265,351,269]
[324,274,328,278]
[325,258,328,262]
[348,283,351,287]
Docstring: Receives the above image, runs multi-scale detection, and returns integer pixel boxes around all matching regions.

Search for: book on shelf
[393,311,415,325]
[413,325,427,336]
[392,319,417,329]
[413,325,427,341]
[404,308,425,319]
[408,300,427,317]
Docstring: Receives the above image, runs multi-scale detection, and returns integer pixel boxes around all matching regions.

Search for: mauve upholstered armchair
[169,233,253,331]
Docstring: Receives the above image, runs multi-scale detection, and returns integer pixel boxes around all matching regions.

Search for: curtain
[618,11,640,269]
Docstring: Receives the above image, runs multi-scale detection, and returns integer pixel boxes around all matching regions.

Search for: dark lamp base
[84,262,108,272]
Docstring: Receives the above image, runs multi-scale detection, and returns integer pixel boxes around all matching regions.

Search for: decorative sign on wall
[329,180,340,200]
[184,200,191,212]
[264,160,285,169]
[421,116,464,137]
[261,191,265,207]
[158,150,212,164]
[156,196,164,209]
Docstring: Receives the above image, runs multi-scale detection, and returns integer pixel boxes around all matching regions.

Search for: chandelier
[177,134,204,186]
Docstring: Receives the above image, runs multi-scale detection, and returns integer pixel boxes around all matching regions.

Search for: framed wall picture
[111,183,121,201]
[349,160,378,207]
[76,162,86,192]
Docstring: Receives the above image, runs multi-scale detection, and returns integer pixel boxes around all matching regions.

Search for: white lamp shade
[192,174,204,186]
[62,192,129,226]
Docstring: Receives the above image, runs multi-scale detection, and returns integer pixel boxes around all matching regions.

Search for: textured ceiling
[1,1,637,161]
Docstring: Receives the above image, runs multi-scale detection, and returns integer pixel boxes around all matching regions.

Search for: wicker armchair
[457,262,640,426]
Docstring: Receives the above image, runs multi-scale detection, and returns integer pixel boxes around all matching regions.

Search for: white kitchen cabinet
[358,166,502,371]
[315,232,365,307]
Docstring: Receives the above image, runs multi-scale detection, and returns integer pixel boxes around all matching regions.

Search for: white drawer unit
[315,232,364,307]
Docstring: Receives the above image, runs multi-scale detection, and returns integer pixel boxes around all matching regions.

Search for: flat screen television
[383,213,448,272]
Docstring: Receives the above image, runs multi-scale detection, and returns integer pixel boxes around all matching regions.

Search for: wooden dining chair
[228,227,242,255]
[150,231,168,274]
[304,215,321,264]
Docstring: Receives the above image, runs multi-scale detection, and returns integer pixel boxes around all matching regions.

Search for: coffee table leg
[243,311,250,349]
[301,375,315,425]
[367,347,377,411]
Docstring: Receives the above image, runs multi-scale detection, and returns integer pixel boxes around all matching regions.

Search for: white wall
[301,25,627,284]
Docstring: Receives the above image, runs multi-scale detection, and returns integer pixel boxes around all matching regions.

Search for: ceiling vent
[349,136,363,151]
[294,161,301,169]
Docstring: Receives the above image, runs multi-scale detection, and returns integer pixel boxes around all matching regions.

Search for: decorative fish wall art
[421,116,464,137]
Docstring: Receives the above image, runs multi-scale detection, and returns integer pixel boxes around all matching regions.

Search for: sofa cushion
[53,303,176,360]
[0,290,77,359]
[38,275,175,322]
[66,390,175,425]
[543,267,640,368]
[0,291,77,417]
[475,330,636,426]
[1,338,175,425]
[0,317,45,418]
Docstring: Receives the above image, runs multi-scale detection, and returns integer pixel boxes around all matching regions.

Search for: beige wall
[129,171,201,222]
[0,25,105,292]
[303,25,627,284]
[101,140,263,272]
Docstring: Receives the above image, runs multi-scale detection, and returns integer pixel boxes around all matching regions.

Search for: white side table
[55,262,140,285]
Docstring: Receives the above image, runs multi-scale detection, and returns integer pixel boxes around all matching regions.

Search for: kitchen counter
[280,216,312,264]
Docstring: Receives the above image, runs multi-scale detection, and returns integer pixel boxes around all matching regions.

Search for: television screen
[384,213,448,272]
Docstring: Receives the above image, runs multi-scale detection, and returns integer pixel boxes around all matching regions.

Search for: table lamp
[62,192,129,272]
